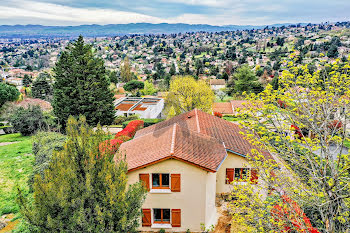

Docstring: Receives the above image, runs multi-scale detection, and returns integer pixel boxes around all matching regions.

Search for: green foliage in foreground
[17,116,146,232]
[28,131,66,189]
[0,133,33,215]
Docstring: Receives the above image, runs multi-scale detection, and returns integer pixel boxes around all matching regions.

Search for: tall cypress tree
[52,36,115,127]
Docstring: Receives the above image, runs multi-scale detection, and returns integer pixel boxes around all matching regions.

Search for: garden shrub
[122,118,163,128]
[9,105,46,136]
[116,120,144,138]
[29,131,66,188]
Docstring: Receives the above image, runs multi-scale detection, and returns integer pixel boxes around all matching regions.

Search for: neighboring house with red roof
[213,100,249,115]
[119,109,273,232]
[209,79,226,91]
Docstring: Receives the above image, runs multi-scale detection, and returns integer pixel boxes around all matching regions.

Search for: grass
[0,133,33,215]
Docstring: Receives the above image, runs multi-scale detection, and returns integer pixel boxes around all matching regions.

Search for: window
[226,168,250,183]
[152,173,170,189]
[234,168,249,181]
[153,208,170,224]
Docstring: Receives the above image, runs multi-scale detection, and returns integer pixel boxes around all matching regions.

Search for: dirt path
[0,142,19,147]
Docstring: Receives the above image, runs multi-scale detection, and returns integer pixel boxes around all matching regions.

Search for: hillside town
[1,20,350,233]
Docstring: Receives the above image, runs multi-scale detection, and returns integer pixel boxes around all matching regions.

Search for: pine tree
[17,116,146,232]
[32,73,53,101]
[22,74,32,87]
[52,36,115,127]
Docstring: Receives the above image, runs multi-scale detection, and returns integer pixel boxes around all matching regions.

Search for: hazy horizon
[0,0,349,26]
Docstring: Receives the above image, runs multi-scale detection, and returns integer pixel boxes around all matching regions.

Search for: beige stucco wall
[127,158,217,232]
[216,152,250,194]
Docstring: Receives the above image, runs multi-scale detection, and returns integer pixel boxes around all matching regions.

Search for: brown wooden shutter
[171,174,181,192]
[250,169,258,184]
[139,174,150,191]
[171,209,181,227]
[226,168,234,184]
[142,209,152,227]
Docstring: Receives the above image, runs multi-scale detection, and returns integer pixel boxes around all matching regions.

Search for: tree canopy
[17,116,146,232]
[52,36,115,128]
[231,56,350,233]
[0,82,20,108]
[165,75,214,118]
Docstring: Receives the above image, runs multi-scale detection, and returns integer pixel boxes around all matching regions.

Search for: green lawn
[0,133,33,215]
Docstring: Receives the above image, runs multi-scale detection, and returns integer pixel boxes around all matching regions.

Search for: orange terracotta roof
[119,123,227,172]
[135,109,272,161]
[213,102,234,114]
[115,103,134,111]
[230,100,248,108]
[209,79,226,85]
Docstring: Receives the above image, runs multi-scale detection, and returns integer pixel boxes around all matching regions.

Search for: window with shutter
[250,168,258,184]
[142,209,152,227]
[171,209,181,227]
[171,174,181,192]
[226,168,234,184]
[139,174,150,191]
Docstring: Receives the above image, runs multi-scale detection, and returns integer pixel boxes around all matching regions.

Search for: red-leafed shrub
[277,99,287,108]
[291,124,303,139]
[214,112,223,118]
[327,120,343,130]
[115,135,131,142]
[271,195,320,233]
[115,120,144,139]
[99,139,123,155]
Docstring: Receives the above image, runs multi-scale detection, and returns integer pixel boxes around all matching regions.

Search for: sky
[0,0,349,26]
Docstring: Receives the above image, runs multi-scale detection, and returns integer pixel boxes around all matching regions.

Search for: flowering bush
[99,139,123,155]
[115,120,144,138]
[214,112,223,118]
[327,120,343,130]
[271,195,320,233]
[114,135,131,142]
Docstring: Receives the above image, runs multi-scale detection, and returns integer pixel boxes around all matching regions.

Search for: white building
[115,97,164,119]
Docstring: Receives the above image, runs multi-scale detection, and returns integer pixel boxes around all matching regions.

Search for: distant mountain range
[0,23,299,38]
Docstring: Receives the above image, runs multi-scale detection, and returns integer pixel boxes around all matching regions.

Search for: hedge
[122,118,164,129]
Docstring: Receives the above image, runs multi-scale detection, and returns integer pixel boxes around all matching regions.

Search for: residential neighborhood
[0,9,350,233]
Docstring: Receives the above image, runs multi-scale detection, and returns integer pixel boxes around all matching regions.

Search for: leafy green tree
[52,36,115,128]
[0,82,20,108]
[120,57,133,82]
[22,74,32,88]
[17,116,146,232]
[124,80,144,94]
[165,76,214,118]
[9,105,46,136]
[271,76,279,90]
[327,44,338,58]
[32,74,53,101]
[141,80,157,95]
[233,65,263,94]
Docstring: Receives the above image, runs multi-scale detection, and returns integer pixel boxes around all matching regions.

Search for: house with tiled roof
[209,79,226,90]
[213,100,249,115]
[119,109,273,232]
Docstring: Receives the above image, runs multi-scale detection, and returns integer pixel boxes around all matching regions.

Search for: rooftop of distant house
[115,97,162,112]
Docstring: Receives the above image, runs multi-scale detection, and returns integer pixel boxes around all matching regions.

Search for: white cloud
[0,0,164,25]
